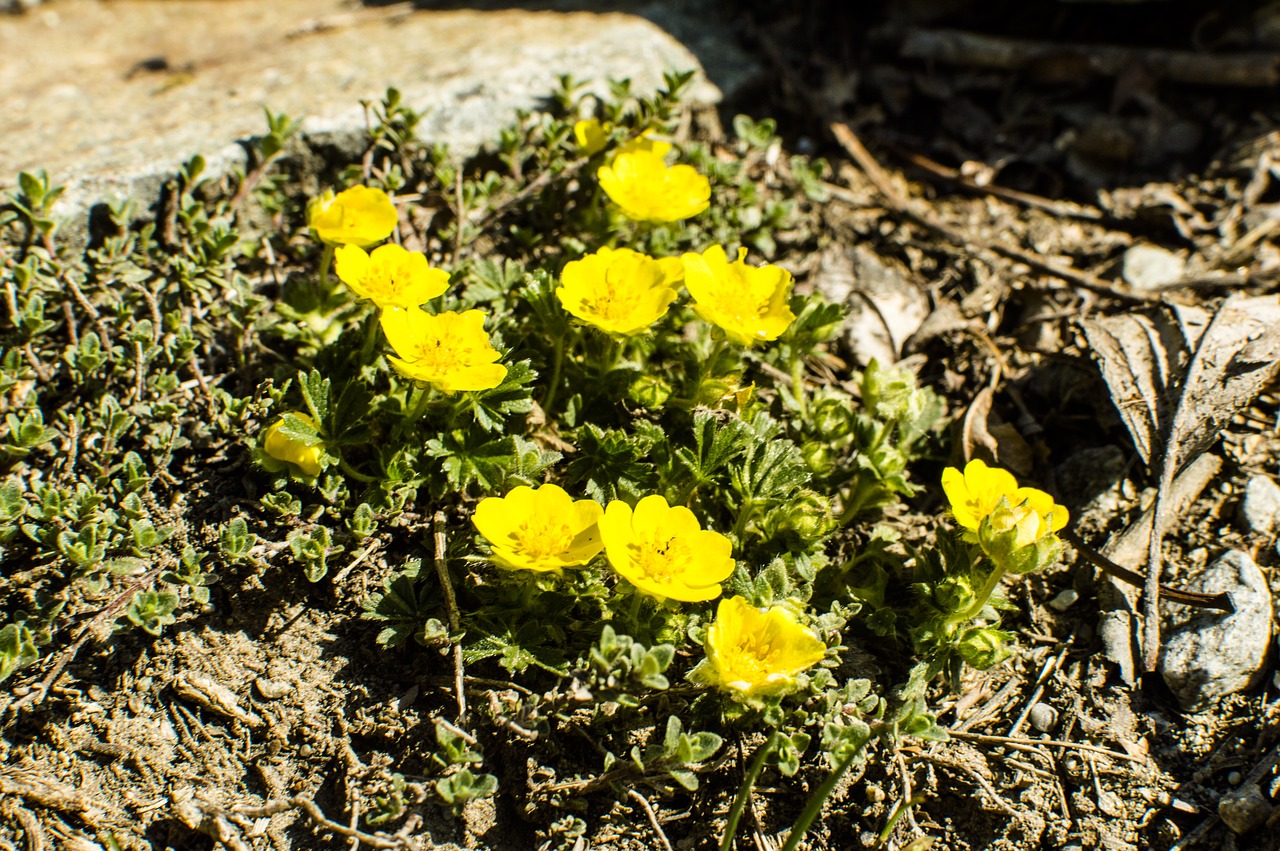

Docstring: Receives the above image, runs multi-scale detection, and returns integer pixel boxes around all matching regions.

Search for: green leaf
[0,623,39,683]
[450,360,536,432]
[564,423,660,503]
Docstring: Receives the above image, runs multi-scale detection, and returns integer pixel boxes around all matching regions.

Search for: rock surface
[1,0,755,226]
[1159,549,1275,711]
[1239,474,1280,535]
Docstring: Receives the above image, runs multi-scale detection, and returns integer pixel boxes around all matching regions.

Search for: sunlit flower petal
[307,185,398,247]
[703,597,826,697]
[597,149,710,223]
[380,308,507,393]
[473,484,604,573]
[263,414,325,477]
[335,243,450,310]
[682,245,795,345]
[941,459,1069,540]
[556,247,680,336]
[597,495,733,602]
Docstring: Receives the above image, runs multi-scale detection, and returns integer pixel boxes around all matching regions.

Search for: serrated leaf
[451,360,536,432]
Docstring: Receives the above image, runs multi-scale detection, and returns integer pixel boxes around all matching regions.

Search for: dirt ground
[4,1,1280,850]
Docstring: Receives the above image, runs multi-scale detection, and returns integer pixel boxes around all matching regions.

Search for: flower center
[513,517,576,559]
[630,535,691,584]
[408,331,476,375]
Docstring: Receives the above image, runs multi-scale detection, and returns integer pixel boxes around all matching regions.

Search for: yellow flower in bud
[574,118,611,156]
[472,484,604,573]
[334,243,450,310]
[682,245,796,346]
[598,495,734,602]
[574,119,672,158]
[704,597,826,697]
[556,246,683,336]
[940,459,1068,538]
[307,185,398,247]
[597,148,710,223]
[380,308,507,393]
[263,414,324,477]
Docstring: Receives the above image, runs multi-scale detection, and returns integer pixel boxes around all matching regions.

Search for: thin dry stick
[828,122,1159,305]
[947,730,1145,764]
[919,753,1018,817]
[234,796,410,850]
[1063,530,1232,612]
[1006,634,1074,738]
[432,511,466,721]
[8,563,166,714]
[628,789,675,851]
[887,143,1103,221]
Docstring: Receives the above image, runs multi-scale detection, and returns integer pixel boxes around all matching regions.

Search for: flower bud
[801,441,837,477]
[978,501,1065,575]
[811,396,855,441]
[627,374,673,409]
[934,576,976,616]
[956,626,1012,670]
[783,492,838,539]
[263,414,325,477]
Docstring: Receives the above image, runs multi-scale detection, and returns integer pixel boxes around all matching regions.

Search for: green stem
[945,562,1008,630]
[789,356,808,418]
[720,732,780,851]
[541,332,566,416]
[779,740,870,851]
[319,244,335,291]
[408,383,436,421]
[732,499,756,543]
[337,456,377,483]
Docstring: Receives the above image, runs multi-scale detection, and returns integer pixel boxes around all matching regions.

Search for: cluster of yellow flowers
[472,483,826,698]
[310,186,508,393]
[564,120,796,346]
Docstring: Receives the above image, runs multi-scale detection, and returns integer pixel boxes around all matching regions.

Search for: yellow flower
[307,185,398,247]
[703,596,826,697]
[574,118,610,156]
[574,119,672,158]
[598,495,734,602]
[263,414,325,477]
[472,484,604,573]
[556,247,683,336]
[597,148,710,223]
[940,459,1068,539]
[380,308,507,393]
[682,245,796,345]
[334,243,450,310]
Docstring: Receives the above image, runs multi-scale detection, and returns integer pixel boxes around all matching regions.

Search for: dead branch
[828,122,1158,305]
[898,28,1280,88]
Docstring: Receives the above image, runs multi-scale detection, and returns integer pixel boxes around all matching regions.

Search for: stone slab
[1,0,754,224]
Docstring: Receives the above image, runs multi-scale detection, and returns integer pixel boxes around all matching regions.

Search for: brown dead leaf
[1080,294,1280,472]
[1081,293,1280,670]
[959,385,1033,475]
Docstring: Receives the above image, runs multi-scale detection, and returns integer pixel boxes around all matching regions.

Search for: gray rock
[0,0,753,236]
[1239,475,1280,535]
[1028,702,1059,733]
[1122,243,1186,290]
[1218,783,1274,835]
[1159,550,1274,710]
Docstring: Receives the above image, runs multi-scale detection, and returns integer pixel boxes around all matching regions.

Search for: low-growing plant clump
[1,76,1082,849]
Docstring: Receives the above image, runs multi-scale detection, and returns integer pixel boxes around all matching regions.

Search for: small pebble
[254,677,293,700]
[1228,771,1243,786]
[1219,784,1274,834]
[1029,702,1059,733]
[1049,589,1080,612]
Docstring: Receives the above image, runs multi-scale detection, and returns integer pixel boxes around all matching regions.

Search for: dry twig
[828,122,1158,305]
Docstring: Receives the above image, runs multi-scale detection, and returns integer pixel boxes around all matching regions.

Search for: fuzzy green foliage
[0,73,1068,850]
